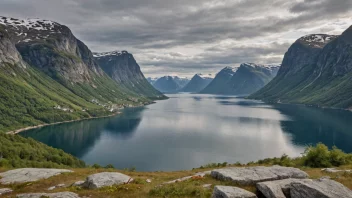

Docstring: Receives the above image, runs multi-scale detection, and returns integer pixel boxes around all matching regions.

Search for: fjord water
[21,94,352,171]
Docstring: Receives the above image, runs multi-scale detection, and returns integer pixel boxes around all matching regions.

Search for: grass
[0,165,351,198]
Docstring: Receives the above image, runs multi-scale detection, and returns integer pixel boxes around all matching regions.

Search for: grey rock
[0,168,73,184]
[72,180,85,187]
[163,171,211,184]
[47,186,56,191]
[0,188,13,195]
[256,179,310,198]
[203,184,212,189]
[290,178,352,198]
[212,185,257,198]
[17,192,80,198]
[322,168,351,173]
[83,172,132,189]
[146,179,152,183]
[211,166,308,185]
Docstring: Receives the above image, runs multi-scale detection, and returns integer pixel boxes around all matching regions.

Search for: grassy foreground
[0,165,351,198]
[0,143,351,197]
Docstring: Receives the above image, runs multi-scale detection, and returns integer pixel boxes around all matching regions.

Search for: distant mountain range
[0,16,164,132]
[250,26,352,109]
[151,76,190,93]
[200,64,279,95]
[181,74,213,93]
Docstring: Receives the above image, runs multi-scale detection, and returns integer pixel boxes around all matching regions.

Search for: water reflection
[21,94,352,171]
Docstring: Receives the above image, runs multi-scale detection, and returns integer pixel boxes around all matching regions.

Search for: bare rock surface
[72,180,85,187]
[0,188,13,195]
[163,171,211,184]
[82,172,132,189]
[0,168,73,184]
[257,179,310,198]
[290,178,352,198]
[212,185,257,198]
[211,166,308,185]
[322,168,351,173]
[17,192,80,198]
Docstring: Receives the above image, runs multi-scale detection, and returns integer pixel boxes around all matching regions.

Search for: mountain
[0,16,153,133]
[93,51,165,99]
[152,76,182,93]
[250,28,352,109]
[225,63,280,95]
[181,74,213,92]
[147,77,158,85]
[173,76,190,88]
[199,67,237,94]
[151,76,190,93]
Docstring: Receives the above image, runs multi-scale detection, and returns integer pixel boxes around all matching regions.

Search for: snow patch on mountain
[299,34,338,48]
[0,16,59,31]
[93,50,129,58]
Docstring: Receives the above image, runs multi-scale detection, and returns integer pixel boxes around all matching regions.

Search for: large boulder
[17,192,80,198]
[0,168,73,184]
[212,185,257,198]
[211,166,308,185]
[290,178,352,198]
[0,188,13,195]
[82,172,132,189]
[257,179,310,198]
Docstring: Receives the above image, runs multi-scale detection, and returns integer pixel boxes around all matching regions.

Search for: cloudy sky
[0,0,351,77]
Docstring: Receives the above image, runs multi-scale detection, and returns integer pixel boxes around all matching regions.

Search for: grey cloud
[0,0,351,77]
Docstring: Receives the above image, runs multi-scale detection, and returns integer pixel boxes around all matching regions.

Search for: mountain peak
[93,50,129,58]
[0,16,60,31]
[298,34,338,48]
[195,73,213,79]
[222,66,237,73]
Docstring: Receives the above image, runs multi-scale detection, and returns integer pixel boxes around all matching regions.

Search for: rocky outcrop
[0,168,72,184]
[256,179,309,198]
[93,50,165,99]
[17,192,80,198]
[256,177,352,198]
[0,25,26,68]
[0,188,13,196]
[82,172,132,189]
[212,185,257,198]
[290,178,352,198]
[163,171,211,184]
[211,166,308,185]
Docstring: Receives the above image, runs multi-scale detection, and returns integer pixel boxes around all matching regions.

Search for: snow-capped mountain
[151,76,190,93]
[93,50,164,99]
[251,26,352,109]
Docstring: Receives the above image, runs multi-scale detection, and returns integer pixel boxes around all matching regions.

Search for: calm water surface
[21,94,352,171]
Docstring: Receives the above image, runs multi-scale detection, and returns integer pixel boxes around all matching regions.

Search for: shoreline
[6,112,122,135]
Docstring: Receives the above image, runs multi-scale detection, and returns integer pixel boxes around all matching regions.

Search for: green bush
[0,133,85,168]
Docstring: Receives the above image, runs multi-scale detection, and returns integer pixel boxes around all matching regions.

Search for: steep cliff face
[0,17,154,133]
[251,26,352,109]
[1,16,147,106]
[200,67,237,94]
[181,74,213,93]
[93,51,165,99]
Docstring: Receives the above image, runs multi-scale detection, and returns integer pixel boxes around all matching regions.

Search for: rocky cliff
[93,51,165,99]
[0,16,154,132]
[0,16,147,107]
[250,26,352,109]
